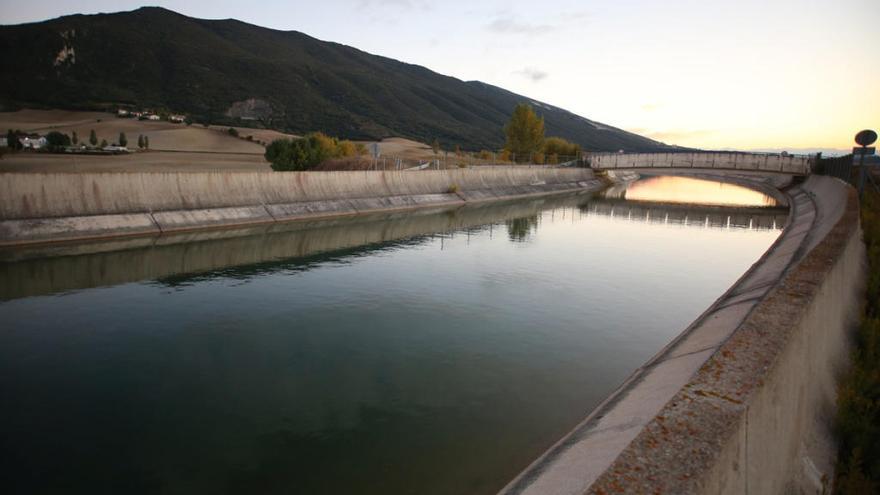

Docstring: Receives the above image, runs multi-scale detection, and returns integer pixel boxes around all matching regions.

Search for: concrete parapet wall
[589,152,813,175]
[0,168,598,245]
[502,175,864,495]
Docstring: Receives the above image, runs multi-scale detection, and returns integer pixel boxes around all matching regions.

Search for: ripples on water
[0,176,783,495]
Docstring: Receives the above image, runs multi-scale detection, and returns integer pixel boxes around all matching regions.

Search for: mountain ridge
[0,7,674,152]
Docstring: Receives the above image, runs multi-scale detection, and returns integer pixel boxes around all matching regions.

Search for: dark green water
[0,177,784,494]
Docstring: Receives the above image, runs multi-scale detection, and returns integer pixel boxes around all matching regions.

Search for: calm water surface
[0,176,784,494]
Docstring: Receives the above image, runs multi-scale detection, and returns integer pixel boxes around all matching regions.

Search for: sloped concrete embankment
[0,193,587,300]
[501,175,864,494]
[0,168,599,246]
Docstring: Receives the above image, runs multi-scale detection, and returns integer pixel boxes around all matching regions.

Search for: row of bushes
[265,133,367,171]
[835,184,880,493]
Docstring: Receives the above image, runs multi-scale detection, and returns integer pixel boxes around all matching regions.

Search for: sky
[1,0,878,150]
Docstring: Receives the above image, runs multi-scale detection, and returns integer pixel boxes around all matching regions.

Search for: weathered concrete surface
[0,168,601,245]
[589,152,813,175]
[500,175,864,495]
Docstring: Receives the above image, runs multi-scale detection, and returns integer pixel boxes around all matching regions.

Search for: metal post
[858,147,867,197]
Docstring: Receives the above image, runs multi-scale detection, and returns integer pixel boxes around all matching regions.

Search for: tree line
[5,129,151,152]
[262,103,582,171]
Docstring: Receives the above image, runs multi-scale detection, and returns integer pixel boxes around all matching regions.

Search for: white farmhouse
[20,136,47,149]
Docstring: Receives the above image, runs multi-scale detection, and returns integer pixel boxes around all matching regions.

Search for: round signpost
[856,129,877,147]
[855,129,878,196]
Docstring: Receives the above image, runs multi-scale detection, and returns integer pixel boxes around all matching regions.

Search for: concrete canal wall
[502,175,865,495]
[589,151,813,175]
[0,168,599,246]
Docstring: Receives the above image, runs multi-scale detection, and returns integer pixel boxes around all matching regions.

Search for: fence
[360,153,584,171]
[814,153,880,196]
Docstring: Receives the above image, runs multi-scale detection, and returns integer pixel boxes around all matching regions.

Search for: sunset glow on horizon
[1,0,877,151]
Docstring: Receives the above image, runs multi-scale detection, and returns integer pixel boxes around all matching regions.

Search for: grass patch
[835,186,880,493]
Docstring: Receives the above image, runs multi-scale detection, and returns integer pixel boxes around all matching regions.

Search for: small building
[0,137,7,147]
[103,145,129,153]
[20,136,47,149]
[169,114,186,123]
[148,114,161,121]
[117,109,130,117]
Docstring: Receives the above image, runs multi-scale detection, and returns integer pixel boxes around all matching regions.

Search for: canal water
[0,176,784,494]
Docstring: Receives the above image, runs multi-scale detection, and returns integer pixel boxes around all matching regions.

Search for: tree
[431,138,440,155]
[6,129,20,150]
[45,131,71,152]
[504,103,545,162]
[71,131,78,146]
[137,135,144,149]
[454,144,461,156]
[265,132,350,171]
[89,129,97,146]
[100,139,108,148]
[119,132,128,147]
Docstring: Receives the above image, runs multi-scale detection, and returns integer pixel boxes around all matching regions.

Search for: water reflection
[507,215,540,242]
[608,175,778,207]
[0,176,788,495]
[0,186,787,302]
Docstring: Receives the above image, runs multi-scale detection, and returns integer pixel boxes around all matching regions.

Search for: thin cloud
[640,103,662,112]
[514,67,549,82]
[356,0,431,11]
[633,129,716,142]
[487,16,553,36]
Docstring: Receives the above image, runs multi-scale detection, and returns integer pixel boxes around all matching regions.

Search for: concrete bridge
[587,151,814,175]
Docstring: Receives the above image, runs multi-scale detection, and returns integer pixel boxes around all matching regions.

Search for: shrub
[543,136,582,158]
[227,127,239,137]
[447,183,459,193]
[337,140,357,157]
[533,152,545,164]
[479,149,492,160]
[265,132,339,171]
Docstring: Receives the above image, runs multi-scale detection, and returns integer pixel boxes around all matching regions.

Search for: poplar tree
[504,103,545,162]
